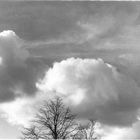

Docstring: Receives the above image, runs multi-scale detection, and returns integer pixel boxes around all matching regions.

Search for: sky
[1,1,140,139]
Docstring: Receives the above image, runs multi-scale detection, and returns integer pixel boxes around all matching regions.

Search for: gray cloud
[18,2,140,62]
[0,30,47,102]
[0,1,138,43]
[1,2,140,139]
[0,1,84,41]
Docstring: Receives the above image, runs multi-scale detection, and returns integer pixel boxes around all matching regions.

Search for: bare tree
[73,120,100,140]
[22,97,78,139]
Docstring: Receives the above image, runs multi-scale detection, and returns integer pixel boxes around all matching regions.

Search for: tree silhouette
[73,120,99,140]
[22,97,78,139]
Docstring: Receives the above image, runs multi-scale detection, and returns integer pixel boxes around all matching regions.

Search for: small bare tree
[22,97,78,139]
[73,120,100,140]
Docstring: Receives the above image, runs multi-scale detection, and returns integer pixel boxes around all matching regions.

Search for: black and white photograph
[0,1,140,140]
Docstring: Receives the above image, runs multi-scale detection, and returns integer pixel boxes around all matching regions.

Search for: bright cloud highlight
[37,58,140,126]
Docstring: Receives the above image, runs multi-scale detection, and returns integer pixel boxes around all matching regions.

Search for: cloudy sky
[1,1,140,139]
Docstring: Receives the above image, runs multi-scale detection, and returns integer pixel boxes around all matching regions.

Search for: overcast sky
[1,1,140,139]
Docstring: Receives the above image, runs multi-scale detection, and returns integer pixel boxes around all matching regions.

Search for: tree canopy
[22,97,78,139]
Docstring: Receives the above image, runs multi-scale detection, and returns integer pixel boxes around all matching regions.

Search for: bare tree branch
[21,97,78,139]
[72,120,100,140]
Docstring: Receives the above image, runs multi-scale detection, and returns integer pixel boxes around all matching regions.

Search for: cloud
[37,58,140,126]
[0,1,84,41]
[22,2,140,63]
[97,121,140,140]
[1,56,140,140]
[1,3,140,139]
[0,30,47,102]
[0,91,53,126]
[0,97,35,126]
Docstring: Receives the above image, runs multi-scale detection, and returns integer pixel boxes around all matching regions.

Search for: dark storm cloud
[16,1,139,58]
[0,1,85,41]
[0,1,137,43]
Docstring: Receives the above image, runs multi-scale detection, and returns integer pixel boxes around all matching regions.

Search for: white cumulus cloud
[37,58,140,126]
